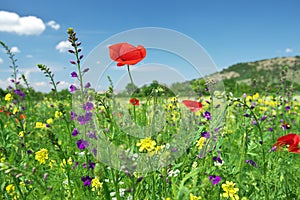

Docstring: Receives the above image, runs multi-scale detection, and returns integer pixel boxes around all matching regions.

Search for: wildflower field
[1,28,300,200]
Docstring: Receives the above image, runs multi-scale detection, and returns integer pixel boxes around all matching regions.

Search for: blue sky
[0,0,299,92]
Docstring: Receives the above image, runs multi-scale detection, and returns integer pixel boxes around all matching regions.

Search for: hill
[171,55,300,97]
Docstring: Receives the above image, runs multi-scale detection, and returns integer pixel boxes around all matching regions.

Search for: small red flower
[182,100,203,112]
[130,98,140,106]
[273,133,300,154]
[109,42,146,66]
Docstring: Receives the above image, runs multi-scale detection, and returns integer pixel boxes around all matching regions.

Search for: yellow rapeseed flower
[35,148,49,164]
[222,181,239,200]
[136,137,156,152]
[5,93,13,101]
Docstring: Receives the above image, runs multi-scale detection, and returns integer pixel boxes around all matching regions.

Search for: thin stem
[127,64,134,87]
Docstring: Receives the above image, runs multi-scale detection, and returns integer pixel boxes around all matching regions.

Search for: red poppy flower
[130,98,140,106]
[273,133,300,154]
[182,100,203,112]
[109,42,146,66]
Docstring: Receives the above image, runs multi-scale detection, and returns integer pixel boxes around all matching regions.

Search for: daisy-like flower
[221,181,239,200]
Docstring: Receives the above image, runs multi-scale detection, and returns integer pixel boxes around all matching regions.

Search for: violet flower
[209,175,221,185]
[81,176,93,186]
[76,139,89,150]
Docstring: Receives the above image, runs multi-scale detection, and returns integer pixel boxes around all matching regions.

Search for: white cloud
[285,48,293,53]
[11,46,20,53]
[0,58,3,64]
[46,20,60,30]
[26,54,33,58]
[0,10,46,35]
[56,40,72,53]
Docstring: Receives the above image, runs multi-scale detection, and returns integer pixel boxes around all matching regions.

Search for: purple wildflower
[72,128,79,136]
[70,60,76,65]
[209,175,221,185]
[203,111,212,120]
[84,82,91,88]
[285,106,290,111]
[81,176,93,186]
[76,139,89,150]
[92,148,97,156]
[201,131,210,139]
[77,112,92,125]
[260,116,267,121]
[71,71,78,77]
[83,161,96,170]
[70,84,77,93]
[246,159,257,167]
[269,127,273,132]
[87,131,97,140]
[83,102,93,111]
[70,111,77,120]
[212,153,222,164]
[14,89,25,97]
[252,120,257,126]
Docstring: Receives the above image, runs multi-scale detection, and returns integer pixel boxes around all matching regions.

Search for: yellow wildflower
[196,137,206,150]
[12,107,18,115]
[92,177,103,195]
[35,148,49,164]
[55,111,63,119]
[190,193,201,200]
[136,137,156,152]
[19,131,24,137]
[222,181,239,200]
[252,93,259,100]
[35,122,46,128]
[5,93,13,101]
[46,118,53,124]
[20,182,26,187]
[6,184,15,196]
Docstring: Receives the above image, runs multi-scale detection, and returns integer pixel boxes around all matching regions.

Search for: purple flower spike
[81,176,93,186]
[209,175,221,185]
[70,60,76,65]
[71,71,78,77]
[76,139,89,150]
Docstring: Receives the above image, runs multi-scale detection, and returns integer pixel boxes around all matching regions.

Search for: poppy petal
[182,100,203,112]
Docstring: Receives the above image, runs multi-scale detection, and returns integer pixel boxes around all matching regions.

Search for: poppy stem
[127,64,135,87]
